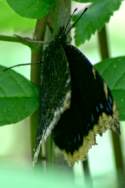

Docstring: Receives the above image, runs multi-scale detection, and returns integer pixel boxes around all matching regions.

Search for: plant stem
[82,160,93,188]
[30,18,46,160]
[0,34,42,49]
[97,26,110,58]
[97,25,125,188]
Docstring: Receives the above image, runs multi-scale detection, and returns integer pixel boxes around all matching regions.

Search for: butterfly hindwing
[52,44,120,165]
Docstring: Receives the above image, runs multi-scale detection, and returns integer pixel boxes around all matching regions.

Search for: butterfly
[34,8,120,166]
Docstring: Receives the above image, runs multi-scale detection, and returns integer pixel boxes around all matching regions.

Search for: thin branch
[82,160,93,188]
[97,26,110,58]
[0,34,43,49]
[97,25,125,188]
[30,18,47,161]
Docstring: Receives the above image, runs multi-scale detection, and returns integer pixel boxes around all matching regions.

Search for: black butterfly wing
[33,41,71,164]
[52,44,120,165]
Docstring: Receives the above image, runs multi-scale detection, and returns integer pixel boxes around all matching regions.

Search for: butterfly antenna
[3,62,41,71]
[65,7,88,35]
[64,8,78,33]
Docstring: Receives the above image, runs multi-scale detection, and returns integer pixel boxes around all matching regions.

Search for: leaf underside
[7,0,55,19]
[0,65,39,126]
[74,0,122,45]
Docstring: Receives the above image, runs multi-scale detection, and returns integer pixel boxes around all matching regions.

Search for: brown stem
[30,18,46,159]
[0,34,42,49]
[97,26,110,59]
[97,25,125,188]
[82,160,93,188]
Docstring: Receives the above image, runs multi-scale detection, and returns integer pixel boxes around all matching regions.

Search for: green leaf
[0,1,35,32]
[73,0,98,2]
[0,65,39,126]
[95,56,125,121]
[7,0,55,19]
[74,0,122,45]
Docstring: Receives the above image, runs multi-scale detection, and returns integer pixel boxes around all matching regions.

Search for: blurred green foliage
[96,57,125,120]
[0,65,39,126]
[0,1,35,32]
[7,0,55,19]
[0,165,78,188]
